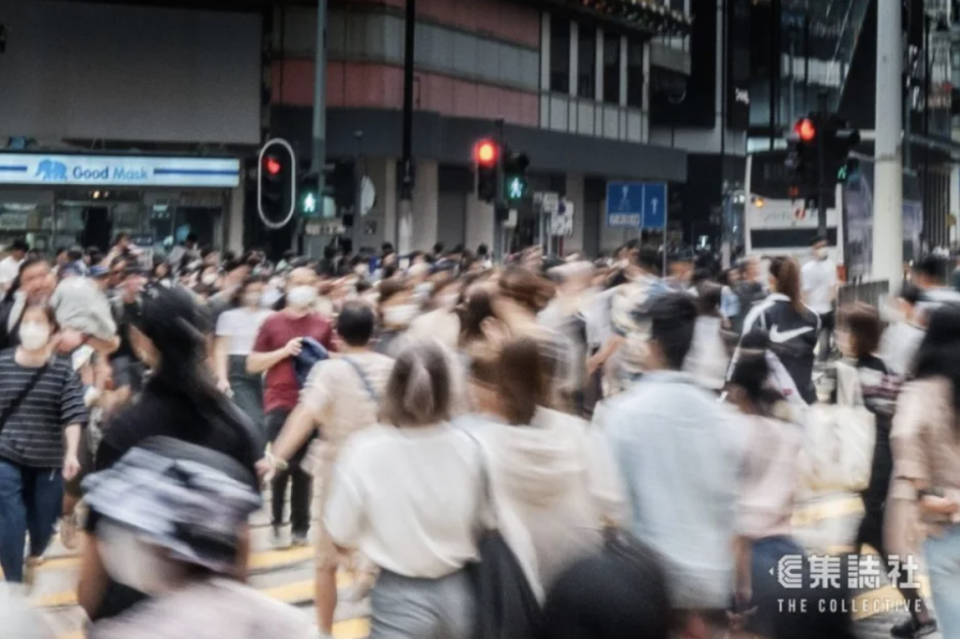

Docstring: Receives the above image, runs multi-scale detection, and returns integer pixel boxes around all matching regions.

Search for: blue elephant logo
[35,160,68,181]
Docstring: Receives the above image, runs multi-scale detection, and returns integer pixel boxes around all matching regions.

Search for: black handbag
[465,434,543,639]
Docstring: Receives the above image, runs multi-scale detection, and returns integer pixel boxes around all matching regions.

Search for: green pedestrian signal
[297,172,321,218]
[837,158,860,184]
[505,175,527,201]
[302,191,318,215]
[502,149,529,202]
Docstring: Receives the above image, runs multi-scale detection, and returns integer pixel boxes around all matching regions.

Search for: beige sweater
[468,408,627,598]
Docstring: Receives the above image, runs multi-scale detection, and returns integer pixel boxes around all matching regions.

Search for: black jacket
[740,293,821,404]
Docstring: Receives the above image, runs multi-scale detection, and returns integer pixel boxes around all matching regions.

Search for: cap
[82,438,261,575]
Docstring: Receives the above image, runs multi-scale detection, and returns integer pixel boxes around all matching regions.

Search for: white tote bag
[799,360,877,493]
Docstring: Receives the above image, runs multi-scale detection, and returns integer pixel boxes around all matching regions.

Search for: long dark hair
[135,286,261,456]
[769,256,804,313]
[470,337,550,425]
[458,287,497,348]
[914,303,960,431]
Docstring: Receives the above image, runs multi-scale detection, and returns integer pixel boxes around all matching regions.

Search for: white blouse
[324,423,483,578]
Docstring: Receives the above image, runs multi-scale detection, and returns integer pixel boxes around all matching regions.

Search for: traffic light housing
[826,117,860,181]
[785,113,860,197]
[502,149,530,202]
[258,139,297,229]
[475,139,499,203]
[785,116,820,196]
[297,165,336,219]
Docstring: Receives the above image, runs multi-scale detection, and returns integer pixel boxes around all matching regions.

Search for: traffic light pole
[306,0,328,254]
[873,0,903,287]
[816,91,827,241]
[397,0,416,254]
[494,118,506,261]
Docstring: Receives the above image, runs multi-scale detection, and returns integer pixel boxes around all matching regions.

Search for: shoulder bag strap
[0,363,50,435]
[342,357,379,403]
[835,360,864,407]
[462,430,496,534]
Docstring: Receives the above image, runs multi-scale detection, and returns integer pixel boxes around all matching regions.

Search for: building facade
[266,0,693,258]
[0,0,265,255]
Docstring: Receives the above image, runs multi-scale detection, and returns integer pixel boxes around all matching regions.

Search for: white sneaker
[308,625,334,639]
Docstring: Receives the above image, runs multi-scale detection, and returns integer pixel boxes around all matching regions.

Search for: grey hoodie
[464,408,626,597]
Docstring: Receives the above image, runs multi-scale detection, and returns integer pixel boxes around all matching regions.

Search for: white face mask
[287,285,318,309]
[19,321,50,351]
[98,521,182,595]
[243,292,262,308]
[384,304,419,327]
[201,273,218,286]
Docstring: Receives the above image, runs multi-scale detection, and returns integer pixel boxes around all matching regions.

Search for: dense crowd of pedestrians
[0,234,958,639]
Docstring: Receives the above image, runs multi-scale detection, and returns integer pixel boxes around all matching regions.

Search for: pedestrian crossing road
[23,492,938,638]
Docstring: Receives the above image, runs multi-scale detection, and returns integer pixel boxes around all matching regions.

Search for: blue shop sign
[0,154,241,189]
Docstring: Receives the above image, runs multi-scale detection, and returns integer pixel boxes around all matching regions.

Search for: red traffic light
[264,156,282,176]
[474,140,498,166]
[795,118,816,142]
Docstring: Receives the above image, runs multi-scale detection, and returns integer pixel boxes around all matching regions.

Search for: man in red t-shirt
[249,267,333,546]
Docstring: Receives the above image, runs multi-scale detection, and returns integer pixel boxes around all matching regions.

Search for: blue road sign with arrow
[641,182,666,229]
[605,181,668,229]
[605,182,644,228]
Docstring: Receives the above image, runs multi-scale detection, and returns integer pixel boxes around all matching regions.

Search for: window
[627,38,644,108]
[602,32,621,104]
[549,17,571,93]
[578,26,596,99]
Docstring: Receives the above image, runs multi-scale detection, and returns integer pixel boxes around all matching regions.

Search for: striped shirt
[0,350,88,468]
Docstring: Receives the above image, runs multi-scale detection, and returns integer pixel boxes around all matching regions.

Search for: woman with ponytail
[78,285,265,622]
[738,256,820,404]
[324,339,483,639]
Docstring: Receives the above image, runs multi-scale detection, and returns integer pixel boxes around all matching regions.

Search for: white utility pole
[872,0,903,288]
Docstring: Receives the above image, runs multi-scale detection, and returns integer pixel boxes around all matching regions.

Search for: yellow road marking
[248,546,315,570]
[332,618,371,639]
[57,617,370,639]
[37,573,356,609]
[790,496,863,527]
[32,545,316,576]
[851,576,931,621]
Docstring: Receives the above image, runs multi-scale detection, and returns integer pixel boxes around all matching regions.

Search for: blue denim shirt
[721,285,740,320]
[601,371,746,610]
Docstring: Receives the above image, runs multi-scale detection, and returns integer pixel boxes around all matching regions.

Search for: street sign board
[550,199,574,237]
[642,182,667,229]
[605,181,668,229]
[539,192,560,214]
[606,181,644,228]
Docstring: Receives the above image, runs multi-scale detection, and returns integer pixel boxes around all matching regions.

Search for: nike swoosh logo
[769,325,814,344]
